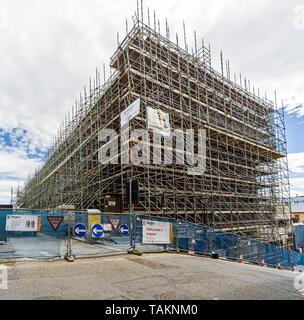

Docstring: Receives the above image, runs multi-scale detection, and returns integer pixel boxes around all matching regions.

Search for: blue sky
[286,114,304,154]
[284,99,304,198]
[0,0,303,203]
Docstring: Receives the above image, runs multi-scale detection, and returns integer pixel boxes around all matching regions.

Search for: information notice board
[5,215,41,232]
[142,220,173,244]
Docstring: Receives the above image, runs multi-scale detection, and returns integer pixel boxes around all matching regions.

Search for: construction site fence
[133,215,304,270]
[294,224,304,252]
[0,209,67,260]
[0,209,303,271]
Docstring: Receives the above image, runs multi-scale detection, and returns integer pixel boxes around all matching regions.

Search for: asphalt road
[0,253,303,300]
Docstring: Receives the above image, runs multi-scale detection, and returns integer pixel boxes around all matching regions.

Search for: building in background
[291,196,304,223]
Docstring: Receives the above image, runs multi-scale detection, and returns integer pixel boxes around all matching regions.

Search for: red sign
[47,216,64,231]
[109,218,121,231]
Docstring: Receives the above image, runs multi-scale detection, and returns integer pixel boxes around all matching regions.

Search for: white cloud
[0,180,19,204]
[0,148,43,203]
[288,153,304,197]
[0,5,8,31]
[288,153,304,174]
[0,148,42,178]
[290,177,304,197]
[284,97,304,118]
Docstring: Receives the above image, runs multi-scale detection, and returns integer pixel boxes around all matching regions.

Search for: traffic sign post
[91,224,104,238]
[119,224,129,236]
[64,211,75,262]
[64,211,74,224]
[132,214,136,250]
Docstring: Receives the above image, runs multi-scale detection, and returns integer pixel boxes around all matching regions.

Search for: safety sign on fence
[109,218,120,231]
[91,224,104,238]
[73,224,87,238]
[5,215,41,232]
[47,216,64,231]
[142,220,173,244]
[102,224,112,231]
[88,214,101,232]
[119,224,129,236]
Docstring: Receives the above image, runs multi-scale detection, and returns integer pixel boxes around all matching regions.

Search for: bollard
[211,251,219,259]
[128,250,143,256]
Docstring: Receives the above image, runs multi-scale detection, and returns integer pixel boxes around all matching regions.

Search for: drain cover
[154,292,189,300]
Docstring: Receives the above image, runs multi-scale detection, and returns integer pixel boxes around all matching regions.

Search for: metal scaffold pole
[64,211,74,262]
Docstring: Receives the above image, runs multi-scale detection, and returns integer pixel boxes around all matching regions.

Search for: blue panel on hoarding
[0,210,8,242]
[294,225,304,251]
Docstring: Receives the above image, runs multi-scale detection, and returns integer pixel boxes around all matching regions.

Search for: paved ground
[0,253,303,300]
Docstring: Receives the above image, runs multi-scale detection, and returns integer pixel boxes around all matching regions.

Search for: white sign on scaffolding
[146,107,171,136]
[120,98,141,127]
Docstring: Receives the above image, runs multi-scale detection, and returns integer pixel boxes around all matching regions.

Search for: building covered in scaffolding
[16,7,293,248]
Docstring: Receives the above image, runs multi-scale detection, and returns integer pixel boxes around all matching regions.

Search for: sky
[0,0,303,203]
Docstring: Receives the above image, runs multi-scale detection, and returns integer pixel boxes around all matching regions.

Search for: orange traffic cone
[292,264,296,272]
[238,252,243,263]
[260,257,265,267]
[277,263,282,270]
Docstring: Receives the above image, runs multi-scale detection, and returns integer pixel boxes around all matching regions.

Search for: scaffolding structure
[16,7,293,248]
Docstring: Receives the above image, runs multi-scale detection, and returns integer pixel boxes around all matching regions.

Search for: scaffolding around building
[15,4,293,248]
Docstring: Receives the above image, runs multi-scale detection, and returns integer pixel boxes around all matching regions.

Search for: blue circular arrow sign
[73,224,87,238]
[91,224,104,238]
[119,224,129,236]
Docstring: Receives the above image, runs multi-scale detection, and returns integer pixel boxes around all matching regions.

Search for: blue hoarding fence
[1,209,304,270]
[133,215,177,252]
[294,224,304,252]
[0,209,67,260]
[173,219,304,270]
[132,216,304,271]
